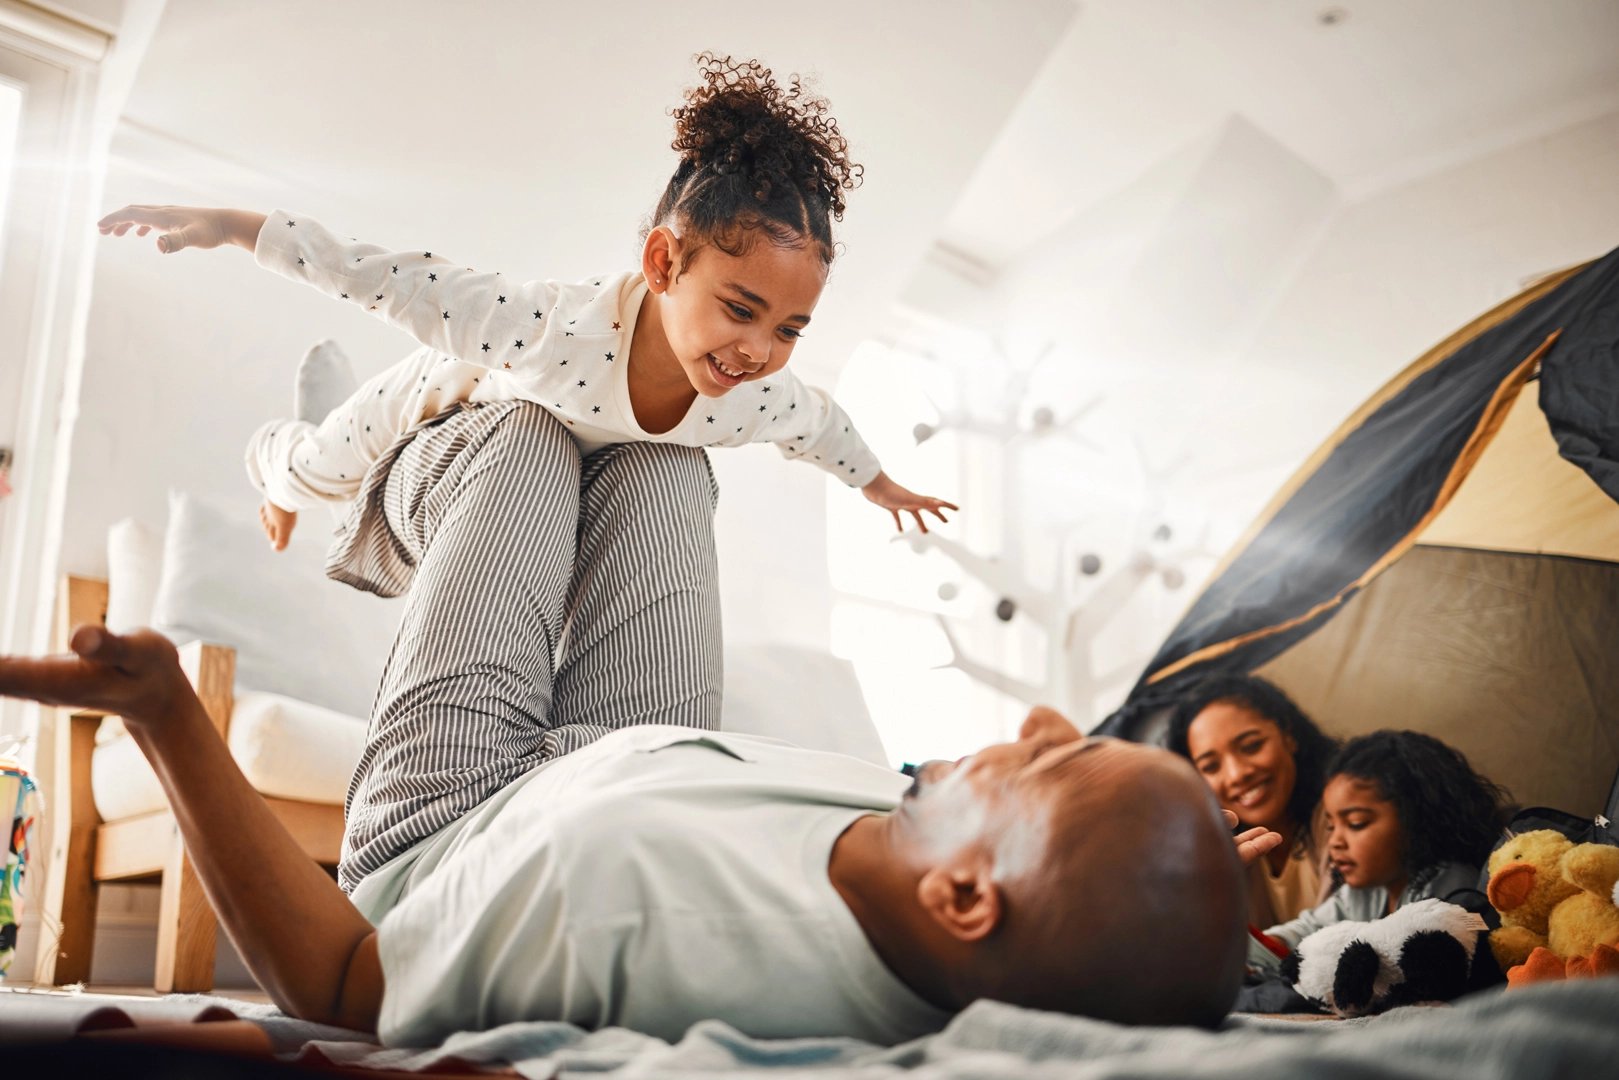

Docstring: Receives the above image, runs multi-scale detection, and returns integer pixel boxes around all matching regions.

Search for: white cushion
[105,517,164,633]
[150,490,401,721]
[91,690,367,822]
[720,644,888,766]
[100,517,170,744]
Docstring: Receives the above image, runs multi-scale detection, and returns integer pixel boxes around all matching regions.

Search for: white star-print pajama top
[244,211,882,514]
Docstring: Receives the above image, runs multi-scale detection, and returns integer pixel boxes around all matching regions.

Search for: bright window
[827,340,1029,766]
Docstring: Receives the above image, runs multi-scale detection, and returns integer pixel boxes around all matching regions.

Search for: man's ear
[642,226,682,293]
[916,860,1003,943]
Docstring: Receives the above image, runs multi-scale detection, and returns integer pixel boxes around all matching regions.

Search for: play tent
[1101,246,1619,818]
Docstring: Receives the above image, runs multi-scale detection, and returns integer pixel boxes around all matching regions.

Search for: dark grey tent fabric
[1101,245,1619,739]
[1541,249,1619,501]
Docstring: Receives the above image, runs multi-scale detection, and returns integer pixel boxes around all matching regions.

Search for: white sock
[295,339,358,424]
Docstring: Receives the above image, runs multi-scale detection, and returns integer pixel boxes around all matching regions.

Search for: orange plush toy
[1490,832,1619,987]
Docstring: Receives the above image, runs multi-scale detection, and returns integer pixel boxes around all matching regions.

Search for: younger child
[1252,729,1511,971]
[97,54,956,551]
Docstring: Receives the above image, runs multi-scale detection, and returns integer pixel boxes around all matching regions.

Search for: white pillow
[150,490,401,720]
[92,689,367,820]
[105,517,164,632]
[721,644,889,766]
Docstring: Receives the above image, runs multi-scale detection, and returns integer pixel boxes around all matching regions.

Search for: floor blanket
[155,978,1619,1079]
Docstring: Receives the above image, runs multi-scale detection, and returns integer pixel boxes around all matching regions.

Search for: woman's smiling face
[1185,701,1298,833]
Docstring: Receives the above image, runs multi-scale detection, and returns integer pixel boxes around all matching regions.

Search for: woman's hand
[861,470,959,534]
[0,625,191,730]
[97,205,267,255]
[1222,809,1285,866]
[259,499,298,552]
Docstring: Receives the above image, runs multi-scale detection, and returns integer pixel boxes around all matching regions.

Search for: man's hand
[861,470,959,534]
[259,499,298,552]
[97,205,267,255]
[1222,809,1284,866]
[1,624,382,1033]
[0,626,190,729]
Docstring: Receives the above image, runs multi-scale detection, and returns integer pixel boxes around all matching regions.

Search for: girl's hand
[97,205,267,255]
[0,625,190,730]
[861,471,959,534]
[259,499,298,552]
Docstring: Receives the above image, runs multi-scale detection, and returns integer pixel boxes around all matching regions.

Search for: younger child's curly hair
[1328,730,1513,880]
[648,52,863,268]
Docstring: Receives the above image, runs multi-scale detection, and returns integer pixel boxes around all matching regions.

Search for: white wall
[33,0,127,32]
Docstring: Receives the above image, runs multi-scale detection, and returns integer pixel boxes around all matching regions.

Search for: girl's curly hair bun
[673,52,862,220]
[651,52,863,266]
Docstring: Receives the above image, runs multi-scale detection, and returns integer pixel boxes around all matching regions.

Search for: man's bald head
[890,728,1247,1028]
[978,739,1247,1026]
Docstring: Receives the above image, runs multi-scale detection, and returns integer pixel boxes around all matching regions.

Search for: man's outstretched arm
[0,627,382,1031]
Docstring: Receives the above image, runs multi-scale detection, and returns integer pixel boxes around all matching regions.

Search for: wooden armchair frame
[32,575,346,992]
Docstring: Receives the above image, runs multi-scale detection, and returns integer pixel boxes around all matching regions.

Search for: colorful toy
[0,755,42,980]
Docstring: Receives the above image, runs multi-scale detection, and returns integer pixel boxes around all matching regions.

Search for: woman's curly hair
[1327,730,1512,880]
[1165,673,1339,857]
[648,52,863,267]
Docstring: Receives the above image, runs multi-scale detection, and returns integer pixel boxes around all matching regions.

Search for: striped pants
[325,401,722,893]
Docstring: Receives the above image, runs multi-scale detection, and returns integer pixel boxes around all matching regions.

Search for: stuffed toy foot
[1396,929,1474,1003]
[1506,946,1568,988]
[1565,943,1619,980]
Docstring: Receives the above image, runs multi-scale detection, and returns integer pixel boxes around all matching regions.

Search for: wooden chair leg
[154,834,216,993]
[33,713,103,987]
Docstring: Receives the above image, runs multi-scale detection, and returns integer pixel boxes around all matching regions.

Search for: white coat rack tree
[902,346,1209,727]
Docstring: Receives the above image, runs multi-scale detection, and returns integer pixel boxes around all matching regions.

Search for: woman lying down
[2,421,1272,1045]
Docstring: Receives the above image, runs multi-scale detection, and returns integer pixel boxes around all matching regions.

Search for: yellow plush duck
[1485,830,1581,971]
[1547,842,1619,963]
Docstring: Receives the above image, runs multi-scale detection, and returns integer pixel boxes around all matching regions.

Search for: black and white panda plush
[1279,898,1489,1017]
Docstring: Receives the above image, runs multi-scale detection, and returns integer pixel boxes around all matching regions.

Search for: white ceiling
[944,0,1619,268]
[100,0,1619,362]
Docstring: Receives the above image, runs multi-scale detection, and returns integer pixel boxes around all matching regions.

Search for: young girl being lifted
[99,53,957,552]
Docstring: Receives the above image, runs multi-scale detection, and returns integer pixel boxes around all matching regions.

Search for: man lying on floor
[2,629,1277,1045]
[4,397,1274,1048]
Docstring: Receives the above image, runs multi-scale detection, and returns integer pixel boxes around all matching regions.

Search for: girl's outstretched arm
[102,204,560,378]
[97,205,265,254]
[0,628,381,1031]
